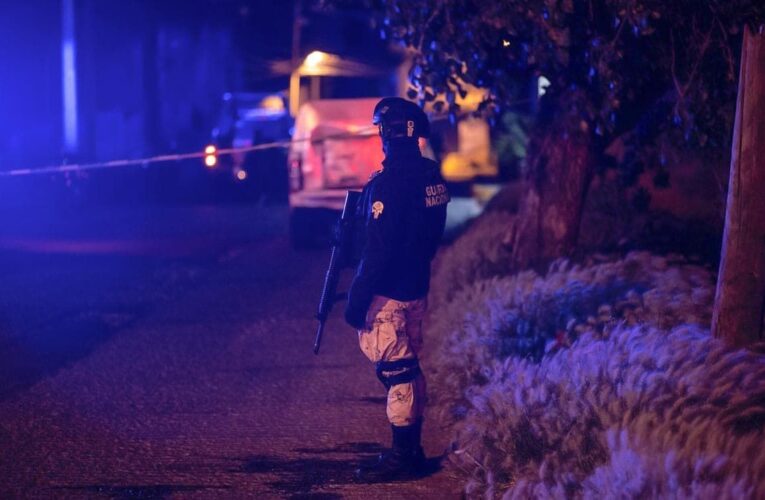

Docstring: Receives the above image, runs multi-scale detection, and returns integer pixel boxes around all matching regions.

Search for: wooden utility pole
[712,25,765,347]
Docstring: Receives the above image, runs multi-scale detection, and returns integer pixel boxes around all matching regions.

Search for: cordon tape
[0,127,378,178]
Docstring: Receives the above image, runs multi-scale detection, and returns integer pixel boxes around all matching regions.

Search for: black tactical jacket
[346,146,449,320]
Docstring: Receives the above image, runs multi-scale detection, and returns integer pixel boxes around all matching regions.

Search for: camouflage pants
[358,295,427,427]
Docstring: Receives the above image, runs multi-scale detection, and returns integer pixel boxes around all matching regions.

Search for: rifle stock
[313,190,361,354]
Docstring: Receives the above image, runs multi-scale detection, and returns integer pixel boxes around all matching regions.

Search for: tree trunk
[712,26,765,347]
[510,123,594,271]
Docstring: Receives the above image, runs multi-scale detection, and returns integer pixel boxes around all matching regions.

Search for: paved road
[0,205,461,499]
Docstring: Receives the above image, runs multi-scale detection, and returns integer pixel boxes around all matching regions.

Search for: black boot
[410,418,426,466]
[355,421,426,482]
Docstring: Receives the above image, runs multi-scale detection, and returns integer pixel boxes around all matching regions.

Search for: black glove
[344,302,367,330]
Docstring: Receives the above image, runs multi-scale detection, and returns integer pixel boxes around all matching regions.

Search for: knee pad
[375,358,421,390]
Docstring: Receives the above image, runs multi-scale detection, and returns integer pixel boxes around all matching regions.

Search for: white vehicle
[288,98,383,247]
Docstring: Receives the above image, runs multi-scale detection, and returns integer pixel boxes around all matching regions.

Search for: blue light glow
[62,0,78,153]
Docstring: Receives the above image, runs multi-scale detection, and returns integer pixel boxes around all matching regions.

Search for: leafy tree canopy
[325,0,764,167]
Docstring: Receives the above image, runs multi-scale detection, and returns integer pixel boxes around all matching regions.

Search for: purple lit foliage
[426,219,765,496]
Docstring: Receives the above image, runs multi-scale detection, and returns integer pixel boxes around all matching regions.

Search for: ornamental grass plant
[425,214,765,498]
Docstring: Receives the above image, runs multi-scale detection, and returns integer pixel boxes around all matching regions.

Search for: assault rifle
[314,190,361,354]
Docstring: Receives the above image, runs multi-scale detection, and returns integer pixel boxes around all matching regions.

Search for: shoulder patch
[424,182,450,207]
[371,201,384,219]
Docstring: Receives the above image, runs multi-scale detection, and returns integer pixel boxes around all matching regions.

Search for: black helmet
[372,97,430,140]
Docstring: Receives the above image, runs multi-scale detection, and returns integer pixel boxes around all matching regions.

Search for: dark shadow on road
[237,453,360,497]
[0,205,285,403]
[355,456,445,485]
[57,483,229,499]
[235,443,444,496]
[293,441,384,455]
[0,299,148,402]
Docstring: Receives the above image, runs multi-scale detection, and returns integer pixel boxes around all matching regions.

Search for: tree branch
[417,0,443,52]
[670,30,683,99]
[683,23,714,94]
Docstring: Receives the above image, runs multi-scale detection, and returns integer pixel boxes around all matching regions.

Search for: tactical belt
[375,357,421,390]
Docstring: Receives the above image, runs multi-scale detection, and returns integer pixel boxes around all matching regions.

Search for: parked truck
[287,98,383,247]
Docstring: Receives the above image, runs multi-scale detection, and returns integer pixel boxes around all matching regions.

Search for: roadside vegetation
[425,218,765,497]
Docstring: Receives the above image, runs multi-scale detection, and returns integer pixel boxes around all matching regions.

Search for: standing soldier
[344,97,449,481]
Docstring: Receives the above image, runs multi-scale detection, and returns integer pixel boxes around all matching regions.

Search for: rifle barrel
[313,321,326,355]
[312,190,361,355]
